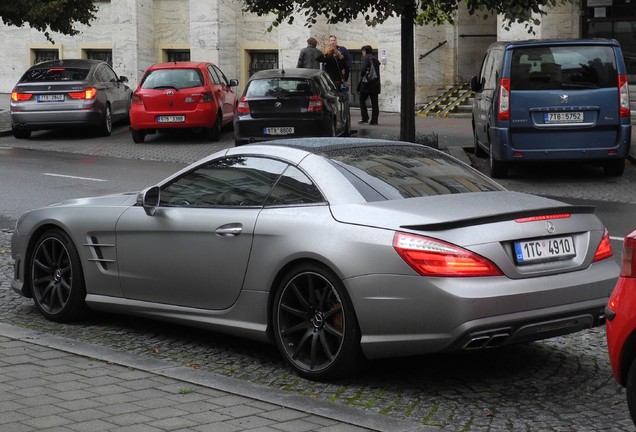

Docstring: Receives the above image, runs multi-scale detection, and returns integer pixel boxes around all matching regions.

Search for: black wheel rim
[277,272,345,372]
[32,237,73,314]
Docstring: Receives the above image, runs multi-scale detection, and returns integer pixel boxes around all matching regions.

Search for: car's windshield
[323,145,505,201]
[510,45,618,90]
[21,68,90,82]
[141,69,204,90]
[246,78,312,97]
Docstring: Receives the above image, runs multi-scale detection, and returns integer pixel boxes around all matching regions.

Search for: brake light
[593,228,613,263]
[393,232,502,277]
[11,91,32,102]
[131,92,143,104]
[618,74,630,118]
[498,77,510,121]
[68,87,97,100]
[200,91,213,103]
[620,230,636,277]
[308,95,323,112]
[515,214,571,223]
[238,96,250,114]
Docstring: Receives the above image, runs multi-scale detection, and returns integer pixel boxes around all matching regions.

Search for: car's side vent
[85,236,116,272]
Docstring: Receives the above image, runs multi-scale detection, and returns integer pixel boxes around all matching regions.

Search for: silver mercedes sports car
[11,138,618,380]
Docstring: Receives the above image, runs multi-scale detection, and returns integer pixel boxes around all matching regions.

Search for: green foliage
[0,0,98,43]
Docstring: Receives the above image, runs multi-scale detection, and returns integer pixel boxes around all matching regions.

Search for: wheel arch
[620,330,636,386]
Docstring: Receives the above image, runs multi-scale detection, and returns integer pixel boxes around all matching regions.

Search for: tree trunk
[399,5,415,142]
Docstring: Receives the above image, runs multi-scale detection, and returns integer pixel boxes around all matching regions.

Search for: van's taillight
[620,230,636,277]
[11,91,32,102]
[593,228,614,263]
[498,77,510,121]
[308,95,323,112]
[618,74,630,118]
[238,96,250,114]
[393,232,502,277]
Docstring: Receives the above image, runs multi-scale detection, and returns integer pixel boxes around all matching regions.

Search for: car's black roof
[29,59,105,70]
[248,68,325,80]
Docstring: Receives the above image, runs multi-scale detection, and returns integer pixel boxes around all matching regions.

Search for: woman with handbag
[318,46,350,92]
[357,45,381,125]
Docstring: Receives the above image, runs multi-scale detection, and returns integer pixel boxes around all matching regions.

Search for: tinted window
[160,156,289,207]
[510,45,618,90]
[246,78,313,97]
[141,68,204,90]
[21,67,89,82]
[265,166,324,205]
[322,145,504,201]
[212,65,229,86]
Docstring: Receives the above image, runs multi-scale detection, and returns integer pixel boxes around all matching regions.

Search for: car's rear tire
[626,357,636,424]
[99,104,113,136]
[603,158,625,176]
[208,112,222,142]
[272,263,363,381]
[30,229,88,323]
[489,145,508,178]
[131,128,146,143]
[13,128,31,139]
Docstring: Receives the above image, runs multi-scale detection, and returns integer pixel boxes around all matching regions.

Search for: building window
[249,51,278,77]
[85,50,112,65]
[33,49,59,64]
[166,50,190,62]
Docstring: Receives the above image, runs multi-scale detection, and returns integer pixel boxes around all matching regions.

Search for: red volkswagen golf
[606,228,636,424]
[130,61,238,143]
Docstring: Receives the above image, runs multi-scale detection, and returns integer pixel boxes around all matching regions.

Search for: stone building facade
[0,0,621,112]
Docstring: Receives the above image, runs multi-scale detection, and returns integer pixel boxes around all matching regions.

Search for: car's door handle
[215,223,243,237]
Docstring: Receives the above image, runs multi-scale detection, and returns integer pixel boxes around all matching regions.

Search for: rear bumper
[130,105,217,130]
[11,110,103,130]
[234,115,333,145]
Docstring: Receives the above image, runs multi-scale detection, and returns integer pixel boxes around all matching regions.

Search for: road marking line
[43,173,108,182]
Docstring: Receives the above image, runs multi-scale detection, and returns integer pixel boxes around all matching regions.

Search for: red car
[130,61,238,143]
[606,228,636,424]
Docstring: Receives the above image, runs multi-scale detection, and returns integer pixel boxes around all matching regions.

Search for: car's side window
[212,65,229,86]
[265,166,324,206]
[159,156,289,207]
[207,66,222,85]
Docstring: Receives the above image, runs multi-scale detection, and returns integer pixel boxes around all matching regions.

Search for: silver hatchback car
[10,59,132,138]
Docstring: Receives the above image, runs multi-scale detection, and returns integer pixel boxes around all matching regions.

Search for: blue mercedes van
[471,39,631,178]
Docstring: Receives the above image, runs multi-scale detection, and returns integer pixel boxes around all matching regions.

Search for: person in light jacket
[357,45,381,125]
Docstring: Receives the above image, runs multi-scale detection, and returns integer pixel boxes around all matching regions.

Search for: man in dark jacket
[297,37,322,69]
[357,45,381,125]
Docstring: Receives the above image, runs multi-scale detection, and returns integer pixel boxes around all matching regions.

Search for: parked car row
[9,60,351,145]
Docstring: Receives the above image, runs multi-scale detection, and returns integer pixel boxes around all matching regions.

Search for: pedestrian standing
[317,45,350,91]
[297,37,322,69]
[357,45,381,125]
[328,35,352,76]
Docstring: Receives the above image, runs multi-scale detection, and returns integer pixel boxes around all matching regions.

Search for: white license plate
[37,94,64,102]
[157,115,185,123]
[515,236,575,264]
[544,112,583,123]
[264,127,294,135]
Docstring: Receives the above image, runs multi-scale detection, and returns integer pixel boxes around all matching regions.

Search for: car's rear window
[20,68,90,82]
[322,145,505,201]
[510,45,618,90]
[141,68,204,90]
[246,78,312,97]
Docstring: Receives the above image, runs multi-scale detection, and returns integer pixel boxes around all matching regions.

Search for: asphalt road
[1,117,636,431]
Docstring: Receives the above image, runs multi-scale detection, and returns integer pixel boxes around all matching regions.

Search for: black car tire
[272,262,363,381]
[13,128,31,139]
[627,357,636,424]
[604,158,625,176]
[489,144,508,178]
[30,229,88,323]
[131,128,146,143]
[99,103,113,136]
[208,112,222,142]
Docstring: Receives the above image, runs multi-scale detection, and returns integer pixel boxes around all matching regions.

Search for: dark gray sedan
[10,138,617,381]
[10,59,132,138]
[234,68,350,146]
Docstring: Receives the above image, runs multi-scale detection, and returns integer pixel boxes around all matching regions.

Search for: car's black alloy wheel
[30,229,87,322]
[273,263,362,380]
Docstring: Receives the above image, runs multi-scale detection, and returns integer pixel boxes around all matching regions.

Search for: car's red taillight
[498,77,510,121]
[11,91,32,102]
[131,92,143,104]
[238,96,250,114]
[620,230,636,277]
[200,91,213,103]
[593,228,614,263]
[68,87,97,100]
[618,73,630,118]
[393,232,502,277]
[308,95,323,112]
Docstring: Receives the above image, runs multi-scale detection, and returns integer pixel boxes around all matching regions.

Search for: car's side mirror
[470,75,482,92]
[138,186,160,216]
[120,75,129,83]
[229,79,239,87]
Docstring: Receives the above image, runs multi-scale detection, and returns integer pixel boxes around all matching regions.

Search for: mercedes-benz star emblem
[545,220,556,234]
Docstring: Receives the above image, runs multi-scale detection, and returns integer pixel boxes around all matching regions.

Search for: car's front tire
[272,263,362,381]
[13,128,31,139]
[30,229,87,323]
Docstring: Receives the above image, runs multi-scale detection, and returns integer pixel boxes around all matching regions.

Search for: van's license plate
[544,112,583,123]
[514,236,575,264]
[264,127,294,135]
